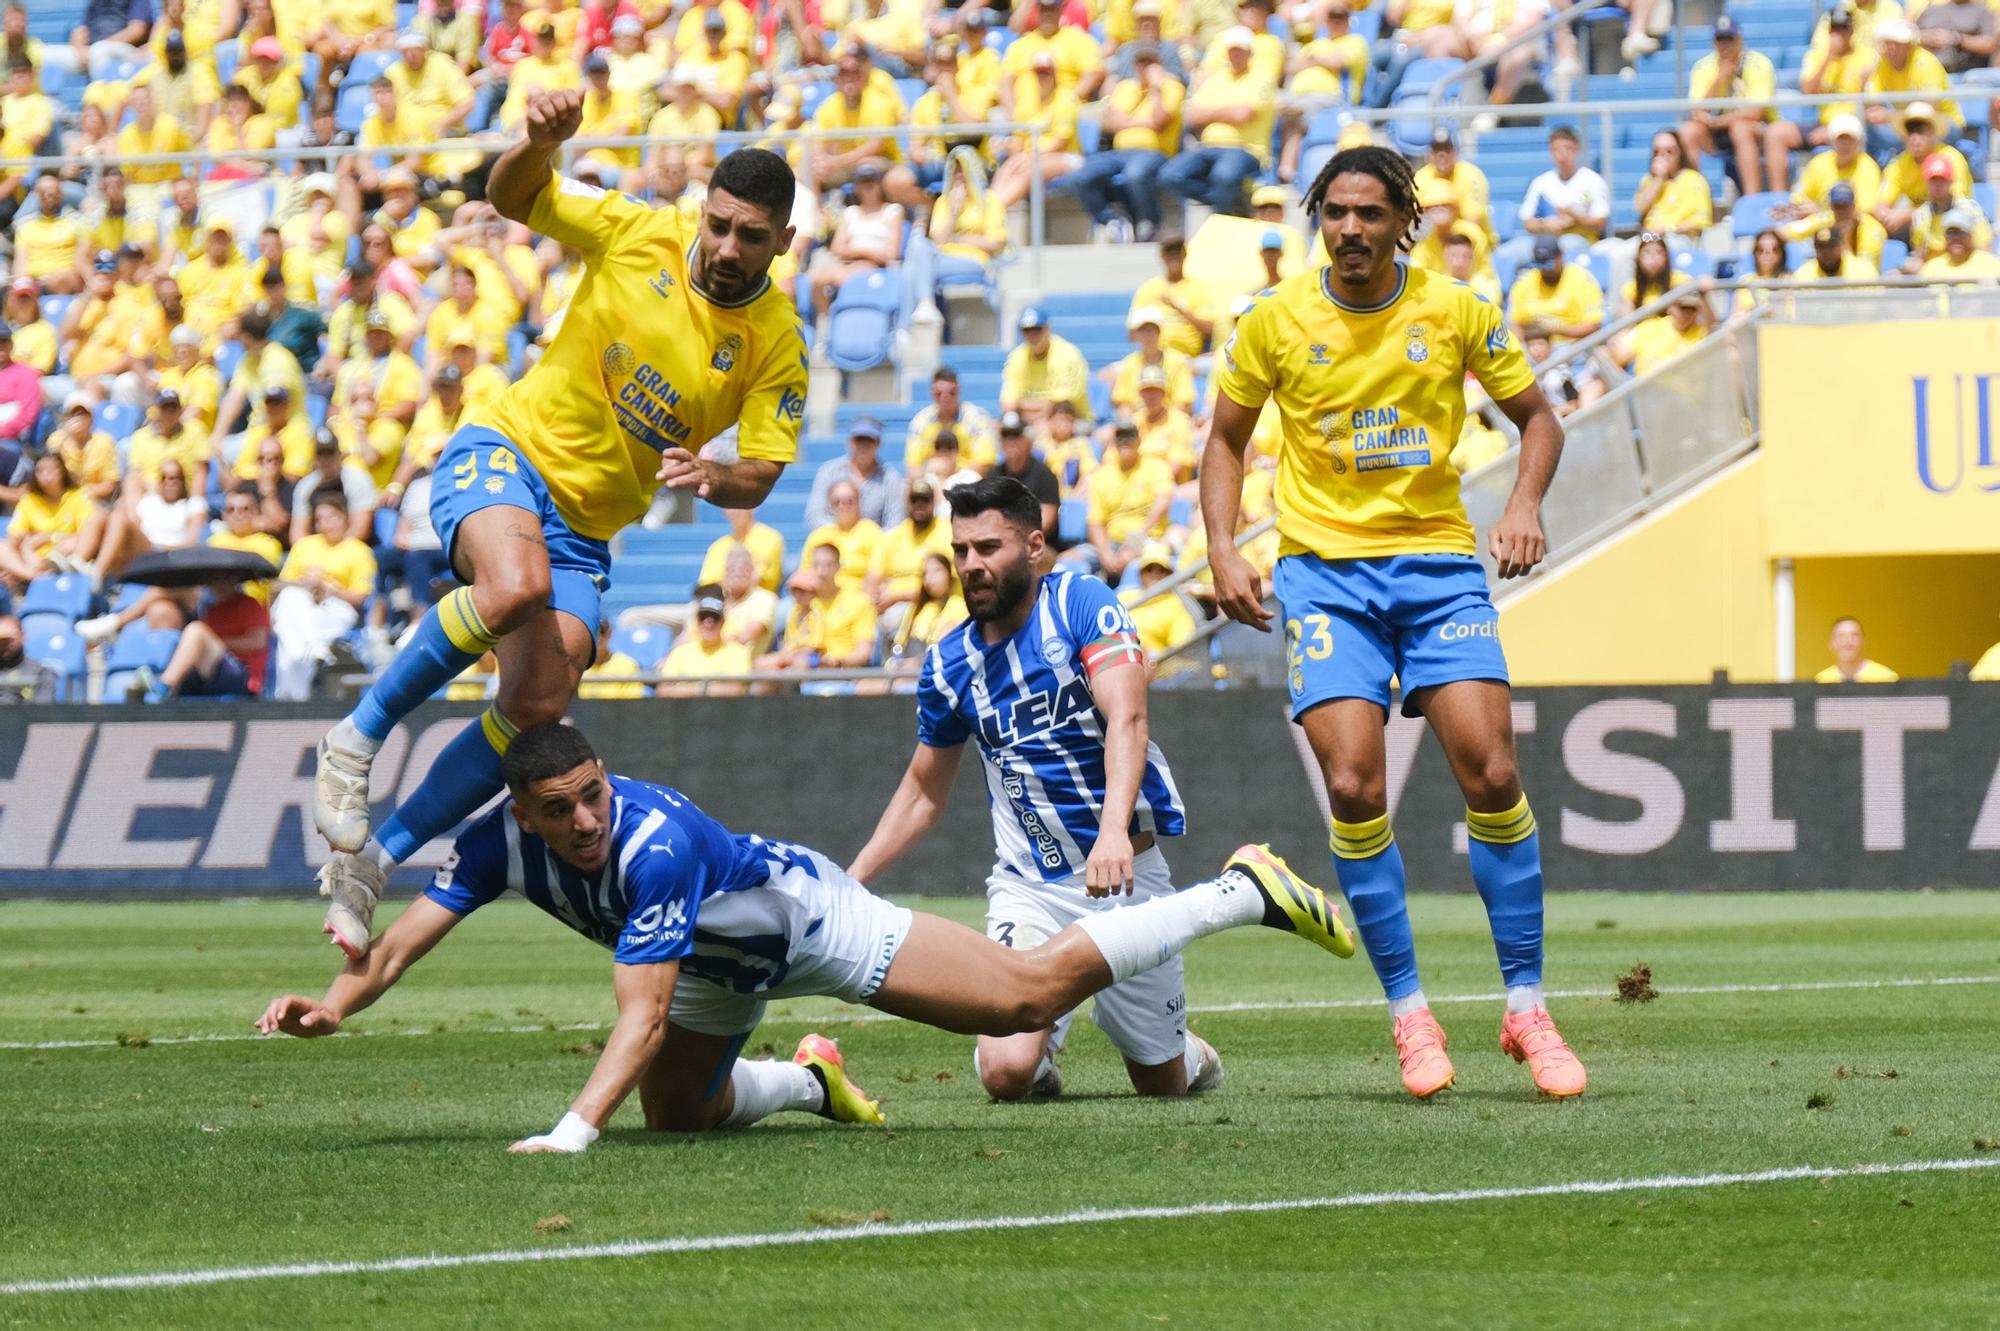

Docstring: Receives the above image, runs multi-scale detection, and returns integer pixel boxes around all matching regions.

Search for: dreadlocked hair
[1302,145,1422,253]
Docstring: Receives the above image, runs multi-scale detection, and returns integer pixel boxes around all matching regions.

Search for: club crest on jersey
[1405,324,1430,364]
[484,476,505,494]
[711,333,744,373]
[1308,343,1330,366]
[1043,638,1071,668]
[602,341,637,378]
[650,269,677,299]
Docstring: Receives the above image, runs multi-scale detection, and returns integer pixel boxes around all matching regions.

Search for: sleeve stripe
[1080,635,1145,676]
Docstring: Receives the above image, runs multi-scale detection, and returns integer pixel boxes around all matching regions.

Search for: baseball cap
[694,592,726,620]
[908,476,936,499]
[849,416,883,441]
[1137,365,1168,390]
[314,427,342,455]
[1139,542,1174,571]
[363,308,393,331]
[1532,234,1561,263]
[261,383,292,401]
[611,13,643,34]
[1902,101,1936,129]
[1337,120,1374,150]
[999,410,1026,435]
[584,51,610,74]
[703,6,728,27]
[64,391,94,415]
[302,171,337,197]
[396,29,427,49]
[1712,13,1741,39]
[1430,128,1456,150]
[251,35,284,60]
[853,160,884,182]
[1828,182,1857,206]
[1923,151,1955,181]
[1113,415,1140,438]
[92,250,117,273]
[1018,306,1048,330]
[1251,184,1288,209]
[1813,226,1839,246]
[1222,24,1255,48]
[1827,6,1854,26]
[382,166,419,191]
[1876,16,1914,42]
[155,388,181,408]
[1260,228,1285,251]
[170,324,203,347]
[1944,205,1978,233]
[1126,305,1166,330]
[1130,0,1161,15]
[207,218,234,237]
[436,364,464,388]
[1828,112,1862,141]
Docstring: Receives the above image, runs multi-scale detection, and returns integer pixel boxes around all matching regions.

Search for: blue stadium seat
[1302,108,1350,150]
[1733,192,1791,238]
[347,50,396,84]
[335,82,374,136]
[214,339,246,384]
[19,611,73,646]
[40,293,76,329]
[215,43,242,85]
[1058,498,1089,546]
[1672,249,1715,279]
[33,631,90,701]
[610,622,673,669]
[20,573,93,622]
[106,624,181,674]
[796,82,834,122]
[1879,238,1909,271]
[97,400,141,441]
[825,268,902,373]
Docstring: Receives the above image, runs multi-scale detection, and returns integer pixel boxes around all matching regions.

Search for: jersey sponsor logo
[711,332,743,373]
[614,362,694,448]
[1438,617,1499,641]
[1346,405,1432,469]
[1000,769,1067,871]
[483,476,505,494]
[433,848,460,889]
[623,896,690,949]
[1405,324,1430,364]
[1308,342,1330,366]
[976,675,1095,749]
[649,268,677,299]
[1221,331,1238,373]
[602,342,637,378]
[775,385,806,423]
[1486,324,1513,357]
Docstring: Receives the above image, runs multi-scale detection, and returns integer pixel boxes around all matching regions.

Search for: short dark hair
[1548,125,1579,146]
[709,147,797,226]
[931,365,959,384]
[229,480,261,500]
[945,474,1041,532]
[501,723,599,792]
[238,307,272,340]
[309,484,348,513]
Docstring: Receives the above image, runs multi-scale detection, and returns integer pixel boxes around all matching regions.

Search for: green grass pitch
[4,890,2000,1329]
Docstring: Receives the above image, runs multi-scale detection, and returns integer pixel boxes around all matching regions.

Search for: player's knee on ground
[641,1091,723,1134]
[977,1048,1044,1102]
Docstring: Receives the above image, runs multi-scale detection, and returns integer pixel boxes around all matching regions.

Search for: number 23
[1286,614,1334,663]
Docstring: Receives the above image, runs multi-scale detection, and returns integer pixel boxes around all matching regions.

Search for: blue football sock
[374,705,517,864]
[1465,796,1545,989]
[348,587,500,745]
[1330,814,1422,1001]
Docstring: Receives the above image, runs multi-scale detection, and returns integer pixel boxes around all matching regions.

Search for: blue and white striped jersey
[917,566,1186,883]
[426,776,790,966]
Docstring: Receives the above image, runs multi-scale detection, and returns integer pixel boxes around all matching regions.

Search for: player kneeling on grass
[256,724,1355,1153]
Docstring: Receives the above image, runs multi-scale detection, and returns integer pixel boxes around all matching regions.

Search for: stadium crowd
[3,0,2000,702]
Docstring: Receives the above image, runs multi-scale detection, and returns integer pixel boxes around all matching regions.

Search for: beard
[963,556,1033,623]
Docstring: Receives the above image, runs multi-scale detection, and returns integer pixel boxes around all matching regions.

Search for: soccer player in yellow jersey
[312,90,807,959]
[1204,146,1586,1102]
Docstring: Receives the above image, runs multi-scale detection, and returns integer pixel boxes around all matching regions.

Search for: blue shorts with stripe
[431,425,613,645]
[1274,552,1509,721]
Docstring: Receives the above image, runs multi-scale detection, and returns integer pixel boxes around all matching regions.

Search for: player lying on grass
[311,88,808,961]
[851,476,1219,1101]
[257,724,1354,1154]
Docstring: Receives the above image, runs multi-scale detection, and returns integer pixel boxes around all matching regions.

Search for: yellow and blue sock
[373,705,517,864]
[1330,813,1423,1003]
[347,587,500,745]
[1465,795,1544,994]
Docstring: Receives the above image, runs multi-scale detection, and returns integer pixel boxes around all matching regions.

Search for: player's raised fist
[524,88,585,147]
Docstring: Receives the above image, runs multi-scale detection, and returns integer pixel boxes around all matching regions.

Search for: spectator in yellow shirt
[177,219,260,340]
[1634,130,1713,237]
[11,174,86,294]
[1407,181,1493,278]
[331,311,423,488]
[647,67,724,180]
[1904,155,1991,264]
[990,54,1084,212]
[1763,7,1872,193]
[906,366,999,474]
[1876,104,1969,235]
[1001,306,1093,427]
[1678,16,1776,197]
[1035,406,1098,501]
[308,0,396,83]
[576,617,649,699]
[1107,306,1196,413]
[131,31,221,140]
[1120,543,1198,661]
[866,476,954,635]
[423,264,510,373]
[124,389,210,492]
[659,592,754,697]
[214,305,305,442]
[0,453,100,593]
[1613,290,1708,376]
[269,494,377,700]
[112,84,193,187]
[809,50,907,192]
[498,17,582,131]
[1161,27,1271,216]
[159,323,224,432]
[1793,224,1880,281]
[237,36,304,127]
[804,480,884,591]
[1064,44,1183,241]
[1920,208,2000,279]
[387,30,473,128]
[1075,424,1175,582]
[575,52,642,171]
[235,383,316,479]
[673,0,751,60]
[1132,366,1198,481]
[1781,114,1882,233]
[1408,128,1494,240]
[760,543,880,673]
[1440,229,1503,305]
[999,4,1105,114]
[1864,20,1958,158]
[50,394,123,500]
[3,279,56,373]
[1508,236,1605,345]
[205,82,280,178]
[1,56,55,148]
[1129,234,1216,357]
[698,507,787,594]
[1813,617,1899,683]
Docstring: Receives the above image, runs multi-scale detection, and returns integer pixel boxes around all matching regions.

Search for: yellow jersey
[1506,263,1605,342]
[868,517,954,600]
[1814,660,1899,683]
[126,424,210,484]
[1121,585,1198,658]
[1624,315,1705,375]
[478,176,807,541]
[1130,275,1217,358]
[1135,406,1198,479]
[12,212,84,281]
[1922,250,2000,279]
[1214,264,1536,559]
[803,518,882,590]
[209,528,285,602]
[578,650,649,699]
[697,524,787,592]
[661,638,753,678]
[1881,144,1971,208]
[1110,349,1197,412]
[1792,149,1882,214]
[7,317,59,374]
[782,587,878,660]
[280,534,377,595]
[1087,452,1176,544]
[115,114,193,183]
[1104,76,1184,154]
[235,416,317,479]
[58,430,121,492]
[1636,168,1713,233]
[7,488,95,556]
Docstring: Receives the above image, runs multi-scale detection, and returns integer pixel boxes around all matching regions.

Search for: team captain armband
[1079,631,1145,677]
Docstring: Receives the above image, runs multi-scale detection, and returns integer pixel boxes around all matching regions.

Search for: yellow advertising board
[1761,321,2000,557]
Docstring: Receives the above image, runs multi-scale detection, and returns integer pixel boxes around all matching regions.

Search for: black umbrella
[119,545,281,588]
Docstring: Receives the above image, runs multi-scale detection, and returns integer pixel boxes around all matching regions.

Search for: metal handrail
[1426,0,1624,107]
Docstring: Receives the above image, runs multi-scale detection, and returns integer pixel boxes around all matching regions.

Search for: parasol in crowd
[118,545,281,588]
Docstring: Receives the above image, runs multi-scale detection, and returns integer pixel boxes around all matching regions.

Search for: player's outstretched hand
[1085,827,1136,897]
[256,994,341,1038]
[1210,547,1274,632]
[1488,504,1547,580]
[524,88,585,148]
[657,447,712,497]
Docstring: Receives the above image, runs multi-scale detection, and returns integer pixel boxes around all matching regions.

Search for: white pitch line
[4,974,1997,1053]
[5,1156,1996,1297]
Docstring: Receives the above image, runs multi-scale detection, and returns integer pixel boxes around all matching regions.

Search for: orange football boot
[1392,1007,1456,1098]
[1499,1007,1588,1098]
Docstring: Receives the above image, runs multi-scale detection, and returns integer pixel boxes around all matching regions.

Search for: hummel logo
[650,269,677,298]
[1308,343,1331,366]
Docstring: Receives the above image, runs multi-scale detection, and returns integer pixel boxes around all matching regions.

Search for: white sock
[1387,991,1430,1020]
[1506,983,1545,1015]
[1183,1040,1211,1084]
[1075,871,1265,984]
[328,716,382,758]
[721,1058,824,1128]
[361,838,395,874]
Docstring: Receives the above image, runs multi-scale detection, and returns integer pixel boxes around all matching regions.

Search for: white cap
[1222,24,1255,48]
[1876,16,1914,42]
[395,29,427,48]
[170,324,203,347]
[611,13,643,34]
[1828,112,1862,141]
[1126,304,1167,330]
[302,171,336,196]
[63,390,94,414]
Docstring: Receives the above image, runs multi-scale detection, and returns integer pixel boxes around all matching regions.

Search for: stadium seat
[609,622,672,669]
[1058,498,1089,546]
[20,573,93,622]
[97,400,141,442]
[40,293,76,329]
[825,269,902,373]
[215,43,242,85]
[1671,249,1715,279]
[1732,192,1791,238]
[214,340,246,384]
[1880,238,1909,272]
[27,630,88,702]
[1583,249,1614,295]
[105,624,181,674]
[19,611,72,646]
